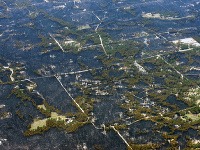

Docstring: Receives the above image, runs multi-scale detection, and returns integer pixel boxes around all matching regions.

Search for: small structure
[172,38,200,48]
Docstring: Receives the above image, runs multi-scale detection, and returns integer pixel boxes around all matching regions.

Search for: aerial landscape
[0,0,200,149]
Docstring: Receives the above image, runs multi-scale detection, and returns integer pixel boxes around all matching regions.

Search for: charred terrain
[0,0,200,149]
